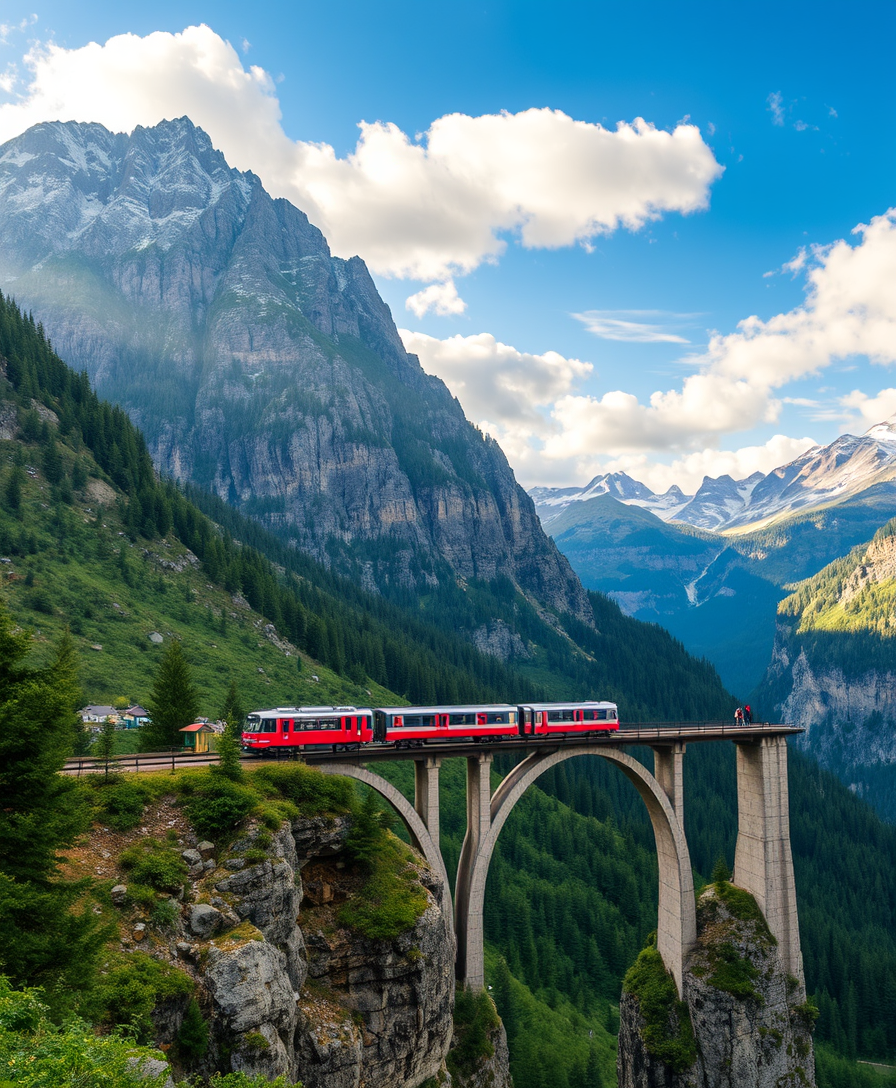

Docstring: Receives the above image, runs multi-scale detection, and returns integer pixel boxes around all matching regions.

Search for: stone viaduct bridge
[307,722,805,996]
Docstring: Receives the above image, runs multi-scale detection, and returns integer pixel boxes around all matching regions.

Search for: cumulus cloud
[402,208,896,488]
[572,309,695,343]
[599,435,819,495]
[0,25,723,282]
[704,209,896,388]
[767,92,785,126]
[400,329,591,434]
[841,388,896,429]
[405,280,467,318]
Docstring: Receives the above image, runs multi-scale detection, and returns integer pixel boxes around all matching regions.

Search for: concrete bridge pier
[733,735,805,988]
[652,742,686,829]
[454,753,494,989]
[414,756,442,849]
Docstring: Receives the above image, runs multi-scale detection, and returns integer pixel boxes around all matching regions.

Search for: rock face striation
[0,118,589,624]
[618,883,816,1088]
[159,814,455,1087]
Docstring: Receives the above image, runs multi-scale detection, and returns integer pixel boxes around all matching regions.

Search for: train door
[373,711,387,742]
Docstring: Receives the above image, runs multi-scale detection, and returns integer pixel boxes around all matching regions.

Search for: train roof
[375,704,517,715]
[521,701,617,710]
[247,706,372,716]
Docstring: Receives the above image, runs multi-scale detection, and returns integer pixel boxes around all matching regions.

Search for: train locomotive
[241,700,619,754]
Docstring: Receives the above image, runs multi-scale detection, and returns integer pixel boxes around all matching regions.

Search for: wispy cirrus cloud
[0,15,36,46]
[572,309,700,343]
[767,91,785,126]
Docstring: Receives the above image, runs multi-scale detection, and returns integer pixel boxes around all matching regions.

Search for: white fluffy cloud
[405,208,896,489]
[0,25,723,282]
[400,330,591,434]
[405,280,467,318]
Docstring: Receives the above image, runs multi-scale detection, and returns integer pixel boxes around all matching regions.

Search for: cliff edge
[618,882,816,1088]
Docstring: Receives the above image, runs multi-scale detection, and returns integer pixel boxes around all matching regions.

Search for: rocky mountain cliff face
[755,526,896,821]
[112,809,457,1088]
[0,118,589,623]
[618,884,816,1088]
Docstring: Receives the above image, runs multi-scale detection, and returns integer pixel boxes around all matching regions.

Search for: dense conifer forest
[1,289,895,1087]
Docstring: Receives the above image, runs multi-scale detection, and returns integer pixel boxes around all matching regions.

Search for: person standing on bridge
[744,704,753,724]
[734,706,744,725]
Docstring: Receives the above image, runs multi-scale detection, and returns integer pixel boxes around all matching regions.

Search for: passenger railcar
[242,699,619,754]
[242,706,373,753]
[373,704,520,746]
[522,701,619,736]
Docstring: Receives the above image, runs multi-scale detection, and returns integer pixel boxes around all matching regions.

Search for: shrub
[623,945,697,1073]
[252,763,354,814]
[93,951,194,1042]
[151,899,180,931]
[119,841,187,893]
[92,780,149,831]
[182,778,257,840]
[176,997,209,1061]
[0,978,170,1087]
[446,989,499,1079]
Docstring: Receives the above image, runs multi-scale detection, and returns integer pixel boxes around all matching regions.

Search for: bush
[0,978,170,1087]
[622,944,697,1073]
[176,997,208,1061]
[92,951,194,1042]
[252,763,354,814]
[182,778,256,840]
[92,779,149,831]
[119,841,186,893]
[447,989,499,1079]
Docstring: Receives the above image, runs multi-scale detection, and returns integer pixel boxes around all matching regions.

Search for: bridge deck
[63,722,802,775]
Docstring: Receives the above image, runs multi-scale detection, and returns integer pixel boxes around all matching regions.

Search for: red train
[241,701,619,753]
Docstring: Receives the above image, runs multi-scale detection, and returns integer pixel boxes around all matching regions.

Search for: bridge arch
[315,763,453,935]
[454,746,696,994]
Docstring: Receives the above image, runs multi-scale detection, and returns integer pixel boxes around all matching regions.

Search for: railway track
[62,720,801,775]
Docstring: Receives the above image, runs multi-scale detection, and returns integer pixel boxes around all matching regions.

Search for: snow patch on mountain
[530,417,896,534]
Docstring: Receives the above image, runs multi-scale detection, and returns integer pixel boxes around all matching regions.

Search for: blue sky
[1,1,894,492]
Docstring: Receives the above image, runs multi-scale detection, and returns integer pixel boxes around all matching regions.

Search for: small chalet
[80,705,118,724]
[121,705,150,729]
[179,722,216,754]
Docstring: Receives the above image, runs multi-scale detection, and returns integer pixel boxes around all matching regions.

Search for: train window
[317,718,339,730]
[244,716,262,733]
[449,713,476,726]
[401,715,436,728]
[260,719,277,733]
[596,709,607,720]
[549,709,575,723]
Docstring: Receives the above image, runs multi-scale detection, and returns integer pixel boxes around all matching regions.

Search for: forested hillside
[1,290,895,1086]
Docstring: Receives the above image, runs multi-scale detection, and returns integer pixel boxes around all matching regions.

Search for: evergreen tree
[0,602,107,1009]
[215,679,245,783]
[141,640,200,750]
[94,716,117,777]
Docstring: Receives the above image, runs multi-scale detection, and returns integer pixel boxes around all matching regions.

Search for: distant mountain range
[530,419,896,533]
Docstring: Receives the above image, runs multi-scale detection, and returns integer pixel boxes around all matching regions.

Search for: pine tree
[0,602,107,1009]
[216,681,245,782]
[141,640,200,750]
[94,716,117,777]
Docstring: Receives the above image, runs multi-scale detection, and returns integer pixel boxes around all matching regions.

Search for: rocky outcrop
[618,883,816,1088]
[754,527,896,820]
[0,118,591,626]
[132,811,453,1088]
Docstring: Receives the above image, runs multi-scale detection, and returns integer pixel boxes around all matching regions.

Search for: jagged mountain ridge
[531,421,896,534]
[0,118,589,625]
